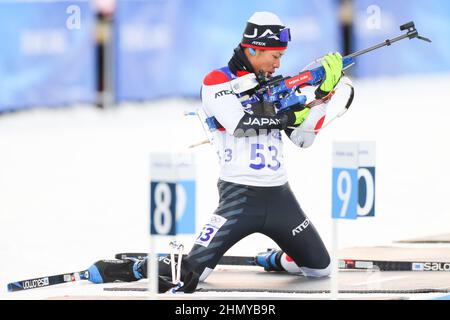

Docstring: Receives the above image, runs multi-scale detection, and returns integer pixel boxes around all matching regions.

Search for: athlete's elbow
[299,138,315,148]
[289,133,316,148]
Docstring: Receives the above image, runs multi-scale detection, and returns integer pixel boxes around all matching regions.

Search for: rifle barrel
[346,33,411,59]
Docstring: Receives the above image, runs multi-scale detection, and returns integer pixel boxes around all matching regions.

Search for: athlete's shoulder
[203,68,232,86]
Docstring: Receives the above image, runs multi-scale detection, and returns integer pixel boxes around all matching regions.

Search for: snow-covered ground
[1,73,450,299]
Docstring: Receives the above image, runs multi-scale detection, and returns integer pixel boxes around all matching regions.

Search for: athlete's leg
[260,183,331,277]
[156,180,265,282]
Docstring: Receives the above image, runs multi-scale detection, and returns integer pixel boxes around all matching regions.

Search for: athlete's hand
[316,52,342,98]
[280,105,310,128]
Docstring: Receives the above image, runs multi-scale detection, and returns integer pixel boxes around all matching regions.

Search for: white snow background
[1,73,450,299]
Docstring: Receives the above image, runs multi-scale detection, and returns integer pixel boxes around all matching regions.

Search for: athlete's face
[248,49,285,78]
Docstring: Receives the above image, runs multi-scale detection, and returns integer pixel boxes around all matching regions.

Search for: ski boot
[86,257,199,293]
[87,258,145,284]
[254,248,284,272]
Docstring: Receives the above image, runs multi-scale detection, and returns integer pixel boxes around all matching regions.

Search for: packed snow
[1,73,450,299]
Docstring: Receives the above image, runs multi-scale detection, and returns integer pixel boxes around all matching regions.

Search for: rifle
[244,21,431,113]
[188,21,431,147]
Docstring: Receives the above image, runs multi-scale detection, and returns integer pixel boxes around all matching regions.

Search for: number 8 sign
[150,181,177,235]
[332,142,376,220]
[149,153,196,235]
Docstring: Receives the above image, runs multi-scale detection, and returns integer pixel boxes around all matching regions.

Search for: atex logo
[215,90,233,98]
[251,41,266,46]
[292,218,310,236]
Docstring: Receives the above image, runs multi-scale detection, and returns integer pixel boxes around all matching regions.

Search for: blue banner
[0,1,96,112]
[114,0,341,101]
[353,0,450,77]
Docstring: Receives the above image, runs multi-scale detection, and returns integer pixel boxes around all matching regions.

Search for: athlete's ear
[245,47,259,60]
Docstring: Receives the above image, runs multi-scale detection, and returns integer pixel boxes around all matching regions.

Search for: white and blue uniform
[168,64,332,281]
[200,66,327,187]
[95,12,336,293]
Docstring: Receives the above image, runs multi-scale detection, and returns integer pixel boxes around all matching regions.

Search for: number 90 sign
[332,142,376,220]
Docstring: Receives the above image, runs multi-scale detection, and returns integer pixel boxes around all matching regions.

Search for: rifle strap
[291,76,354,133]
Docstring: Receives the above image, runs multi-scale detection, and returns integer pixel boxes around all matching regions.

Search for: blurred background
[1,0,450,296]
[2,0,450,110]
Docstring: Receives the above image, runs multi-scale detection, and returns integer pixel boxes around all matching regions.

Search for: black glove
[279,104,310,128]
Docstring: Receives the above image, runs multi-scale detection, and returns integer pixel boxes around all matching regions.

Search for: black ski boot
[87,257,199,293]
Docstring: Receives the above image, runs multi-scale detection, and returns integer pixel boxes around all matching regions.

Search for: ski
[115,252,450,272]
[9,254,449,293]
[6,254,255,293]
[115,252,256,266]
[340,259,450,272]
[7,270,89,292]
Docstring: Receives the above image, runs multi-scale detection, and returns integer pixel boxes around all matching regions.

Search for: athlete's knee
[300,263,331,278]
[279,252,331,278]
[302,252,331,278]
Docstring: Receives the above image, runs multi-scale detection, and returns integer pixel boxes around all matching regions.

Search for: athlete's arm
[287,53,342,147]
[287,103,327,148]
[201,71,303,137]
